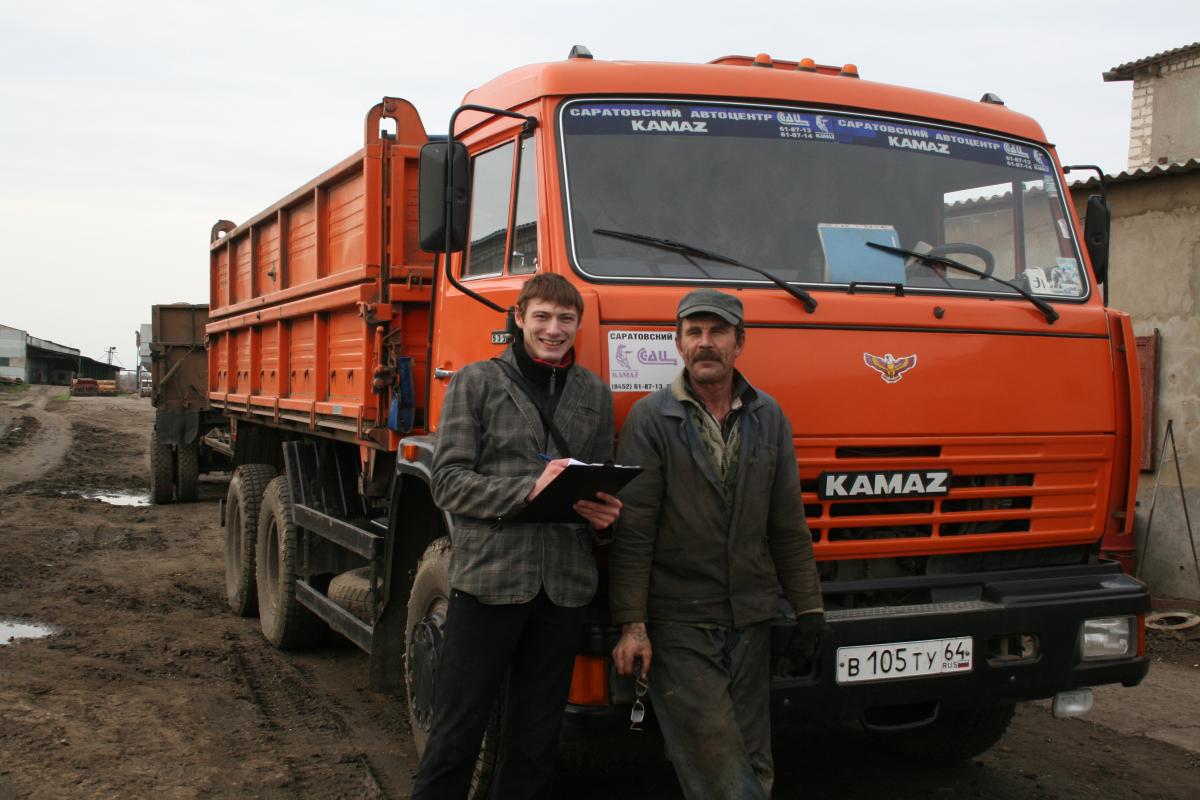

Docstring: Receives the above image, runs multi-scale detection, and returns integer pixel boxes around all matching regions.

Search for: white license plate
[836,636,973,684]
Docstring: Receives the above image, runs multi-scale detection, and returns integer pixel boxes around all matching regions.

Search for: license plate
[836,636,973,684]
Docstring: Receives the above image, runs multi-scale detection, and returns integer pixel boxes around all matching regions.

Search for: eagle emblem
[863,352,918,383]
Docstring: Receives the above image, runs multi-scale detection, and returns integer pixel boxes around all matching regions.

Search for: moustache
[693,351,722,363]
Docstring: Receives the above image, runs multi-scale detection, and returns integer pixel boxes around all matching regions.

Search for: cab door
[428,130,541,429]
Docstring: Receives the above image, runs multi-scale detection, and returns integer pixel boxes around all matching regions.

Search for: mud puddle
[1,619,58,645]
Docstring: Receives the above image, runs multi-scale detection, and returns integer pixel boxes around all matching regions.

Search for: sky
[1,0,1195,369]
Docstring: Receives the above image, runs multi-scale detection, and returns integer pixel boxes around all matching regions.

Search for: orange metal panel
[233,236,253,305]
[260,324,279,396]
[328,309,367,403]
[328,173,367,275]
[289,316,316,400]
[288,201,318,287]
[256,219,281,297]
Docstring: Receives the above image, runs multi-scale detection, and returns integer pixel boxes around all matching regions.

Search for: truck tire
[176,442,200,502]
[404,537,502,800]
[255,475,324,649]
[150,429,175,505]
[874,702,1016,763]
[328,567,377,623]
[224,464,277,617]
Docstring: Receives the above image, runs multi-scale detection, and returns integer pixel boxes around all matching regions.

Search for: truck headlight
[1079,616,1134,660]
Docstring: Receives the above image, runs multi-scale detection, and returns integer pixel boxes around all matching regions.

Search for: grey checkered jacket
[430,347,616,607]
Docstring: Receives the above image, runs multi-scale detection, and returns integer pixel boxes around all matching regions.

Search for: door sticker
[607,331,679,392]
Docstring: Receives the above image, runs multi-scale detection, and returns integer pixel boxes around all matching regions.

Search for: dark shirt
[512,334,575,421]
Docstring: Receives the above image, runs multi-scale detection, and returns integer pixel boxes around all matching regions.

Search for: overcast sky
[1,1,1194,368]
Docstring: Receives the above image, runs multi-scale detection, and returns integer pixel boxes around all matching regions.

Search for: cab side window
[464,141,515,277]
[510,136,539,274]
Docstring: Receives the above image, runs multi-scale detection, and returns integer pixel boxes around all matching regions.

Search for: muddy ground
[1,383,1198,799]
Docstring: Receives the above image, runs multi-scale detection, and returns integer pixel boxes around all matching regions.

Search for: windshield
[559,100,1087,300]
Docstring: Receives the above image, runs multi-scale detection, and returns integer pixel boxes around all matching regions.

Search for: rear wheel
[223,464,277,617]
[255,476,324,649]
[176,442,200,502]
[150,429,174,505]
[874,702,1016,763]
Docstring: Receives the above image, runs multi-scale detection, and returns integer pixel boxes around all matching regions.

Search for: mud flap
[156,410,200,446]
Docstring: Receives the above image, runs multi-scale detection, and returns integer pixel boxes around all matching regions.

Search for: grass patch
[0,381,31,395]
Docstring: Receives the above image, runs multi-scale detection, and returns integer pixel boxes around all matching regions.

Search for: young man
[413,273,622,799]
[610,288,826,800]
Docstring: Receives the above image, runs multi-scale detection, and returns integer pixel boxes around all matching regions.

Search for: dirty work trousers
[411,589,581,800]
[647,621,773,800]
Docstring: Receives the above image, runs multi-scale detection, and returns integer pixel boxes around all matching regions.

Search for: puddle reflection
[75,491,151,507]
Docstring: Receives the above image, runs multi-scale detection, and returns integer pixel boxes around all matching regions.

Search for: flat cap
[676,288,743,325]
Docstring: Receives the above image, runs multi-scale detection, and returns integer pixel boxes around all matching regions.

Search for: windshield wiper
[594,228,817,314]
[866,241,1059,324]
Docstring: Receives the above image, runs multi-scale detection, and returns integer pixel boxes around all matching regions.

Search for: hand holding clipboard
[512,458,642,524]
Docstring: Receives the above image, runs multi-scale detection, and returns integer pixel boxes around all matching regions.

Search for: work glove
[787,612,831,662]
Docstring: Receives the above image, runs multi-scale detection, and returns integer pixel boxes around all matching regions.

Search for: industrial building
[0,324,122,385]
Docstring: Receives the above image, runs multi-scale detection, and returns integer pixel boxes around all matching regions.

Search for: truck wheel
[875,702,1016,763]
[404,537,502,799]
[176,442,200,502]
[150,430,175,505]
[255,475,324,649]
[328,567,377,623]
[224,464,277,617]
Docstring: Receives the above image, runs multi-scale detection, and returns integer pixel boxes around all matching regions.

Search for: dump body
[206,101,433,463]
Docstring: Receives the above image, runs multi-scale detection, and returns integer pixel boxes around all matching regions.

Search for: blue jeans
[647,621,773,800]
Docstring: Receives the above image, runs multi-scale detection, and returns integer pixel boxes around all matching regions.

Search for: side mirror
[1083,194,1110,284]
[418,141,470,253]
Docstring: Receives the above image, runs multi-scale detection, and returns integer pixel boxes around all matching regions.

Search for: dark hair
[516,273,584,317]
[675,313,745,342]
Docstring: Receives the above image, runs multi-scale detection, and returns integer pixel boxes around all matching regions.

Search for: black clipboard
[510,463,643,524]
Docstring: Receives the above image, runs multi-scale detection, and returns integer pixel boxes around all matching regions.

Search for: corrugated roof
[1103,42,1200,81]
[1067,158,1200,189]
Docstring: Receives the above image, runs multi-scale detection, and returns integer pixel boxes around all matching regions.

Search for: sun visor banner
[562,102,1053,174]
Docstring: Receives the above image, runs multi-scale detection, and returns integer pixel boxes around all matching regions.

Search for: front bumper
[565,561,1149,733]
[771,561,1149,727]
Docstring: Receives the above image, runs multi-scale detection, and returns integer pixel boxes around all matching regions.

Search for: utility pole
[105,346,117,365]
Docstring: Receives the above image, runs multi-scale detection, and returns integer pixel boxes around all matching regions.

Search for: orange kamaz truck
[208,47,1148,781]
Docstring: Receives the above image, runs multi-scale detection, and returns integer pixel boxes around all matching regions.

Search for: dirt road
[1,384,1197,799]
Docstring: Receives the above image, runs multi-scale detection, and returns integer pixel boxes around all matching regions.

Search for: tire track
[227,635,397,798]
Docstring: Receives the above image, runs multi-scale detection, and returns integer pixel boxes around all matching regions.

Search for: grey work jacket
[610,374,822,628]
[431,347,615,607]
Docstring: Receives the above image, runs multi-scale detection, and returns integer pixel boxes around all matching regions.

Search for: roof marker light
[797,58,817,72]
[568,45,594,60]
[753,52,773,68]
[839,63,860,78]
[980,92,1005,105]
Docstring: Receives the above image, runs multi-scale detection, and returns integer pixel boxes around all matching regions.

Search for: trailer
[148,303,230,503]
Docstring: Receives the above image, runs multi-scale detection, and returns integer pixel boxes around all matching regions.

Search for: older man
[610,288,826,800]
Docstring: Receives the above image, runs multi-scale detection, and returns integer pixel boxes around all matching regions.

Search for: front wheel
[404,537,501,799]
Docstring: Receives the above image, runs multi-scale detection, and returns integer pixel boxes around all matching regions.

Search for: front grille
[800,436,1110,556]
